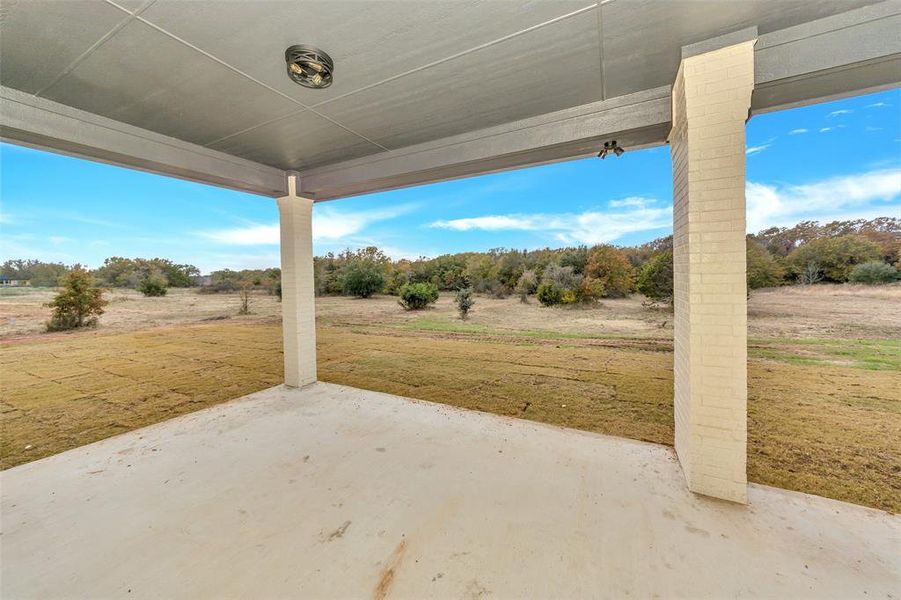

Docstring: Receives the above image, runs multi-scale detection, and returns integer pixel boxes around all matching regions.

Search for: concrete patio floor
[2,383,898,599]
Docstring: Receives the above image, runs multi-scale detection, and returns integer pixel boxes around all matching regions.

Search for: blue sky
[1,89,899,274]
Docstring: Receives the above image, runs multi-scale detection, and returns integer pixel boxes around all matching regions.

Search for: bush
[542,263,581,290]
[398,282,438,310]
[455,287,475,319]
[584,245,634,297]
[536,281,564,306]
[341,260,385,298]
[45,267,108,332]
[786,235,882,282]
[848,261,898,285]
[515,270,538,303]
[746,240,784,289]
[137,275,168,297]
[636,251,673,303]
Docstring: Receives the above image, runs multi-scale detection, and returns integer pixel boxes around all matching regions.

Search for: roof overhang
[1,1,898,200]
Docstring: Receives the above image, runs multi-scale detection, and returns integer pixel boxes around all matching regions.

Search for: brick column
[669,40,754,503]
[277,175,317,388]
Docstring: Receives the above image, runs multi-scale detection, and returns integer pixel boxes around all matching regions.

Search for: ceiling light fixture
[285,45,334,89]
[597,141,624,159]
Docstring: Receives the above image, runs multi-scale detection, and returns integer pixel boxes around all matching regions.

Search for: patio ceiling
[1,0,899,198]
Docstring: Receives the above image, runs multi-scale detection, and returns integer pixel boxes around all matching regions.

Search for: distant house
[0,276,29,287]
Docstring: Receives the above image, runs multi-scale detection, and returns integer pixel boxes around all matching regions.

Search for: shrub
[636,251,673,303]
[137,275,168,297]
[584,245,634,297]
[797,261,824,285]
[238,284,252,315]
[455,287,475,319]
[786,235,882,282]
[515,270,538,303]
[848,261,898,285]
[542,263,581,290]
[45,267,108,332]
[746,240,784,289]
[398,282,438,310]
[341,260,385,298]
[536,281,564,306]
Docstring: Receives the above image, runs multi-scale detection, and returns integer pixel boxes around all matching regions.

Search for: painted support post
[670,40,755,503]
[277,175,317,387]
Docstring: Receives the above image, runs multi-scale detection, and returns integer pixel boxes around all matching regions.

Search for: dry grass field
[1,286,899,512]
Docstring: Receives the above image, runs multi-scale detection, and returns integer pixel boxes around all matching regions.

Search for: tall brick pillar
[277,175,317,388]
[669,40,754,503]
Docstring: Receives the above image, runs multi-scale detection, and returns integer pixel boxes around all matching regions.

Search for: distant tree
[559,246,590,274]
[342,260,386,298]
[31,262,70,287]
[786,235,883,282]
[45,267,108,331]
[455,287,475,320]
[584,245,634,297]
[746,240,785,289]
[636,251,673,304]
[1,259,69,286]
[797,261,824,285]
[159,261,199,287]
[848,261,898,285]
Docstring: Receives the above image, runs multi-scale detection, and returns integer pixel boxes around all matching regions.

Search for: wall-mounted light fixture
[598,141,624,159]
[285,45,334,89]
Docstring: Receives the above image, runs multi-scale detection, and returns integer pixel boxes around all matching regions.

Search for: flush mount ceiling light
[285,44,334,89]
[597,140,624,159]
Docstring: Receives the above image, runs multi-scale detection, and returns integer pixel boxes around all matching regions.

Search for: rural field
[1,285,899,512]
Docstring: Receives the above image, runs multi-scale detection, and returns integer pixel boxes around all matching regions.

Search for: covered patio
[2,0,900,596]
[2,382,898,598]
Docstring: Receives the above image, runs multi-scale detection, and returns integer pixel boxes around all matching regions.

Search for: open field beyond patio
[1,286,899,511]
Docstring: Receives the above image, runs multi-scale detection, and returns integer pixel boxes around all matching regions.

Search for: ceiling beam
[299,86,672,201]
[752,1,901,113]
[0,86,287,197]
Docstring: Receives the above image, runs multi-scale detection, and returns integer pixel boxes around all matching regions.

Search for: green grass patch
[405,317,611,340]
[750,337,901,371]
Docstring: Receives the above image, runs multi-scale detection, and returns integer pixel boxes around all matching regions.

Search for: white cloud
[428,198,671,245]
[746,168,901,233]
[865,126,883,132]
[608,196,654,209]
[828,109,853,117]
[867,102,890,108]
[819,127,834,133]
[788,128,808,135]
[199,202,420,246]
[746,144,770,155]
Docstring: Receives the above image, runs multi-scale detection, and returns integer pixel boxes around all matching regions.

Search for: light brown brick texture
[277,193,317,388]
[670,41,754,504]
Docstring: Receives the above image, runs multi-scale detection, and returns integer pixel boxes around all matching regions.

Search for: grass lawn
[2,304,898,512]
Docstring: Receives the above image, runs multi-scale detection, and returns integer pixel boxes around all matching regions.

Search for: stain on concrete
[684,524,711,537]
[322,520,351,543]
[375,447,386,453]
[374,539,407,600]
[464,579,491,599]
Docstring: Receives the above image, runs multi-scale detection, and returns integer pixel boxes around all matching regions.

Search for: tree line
[3,217,898,303]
